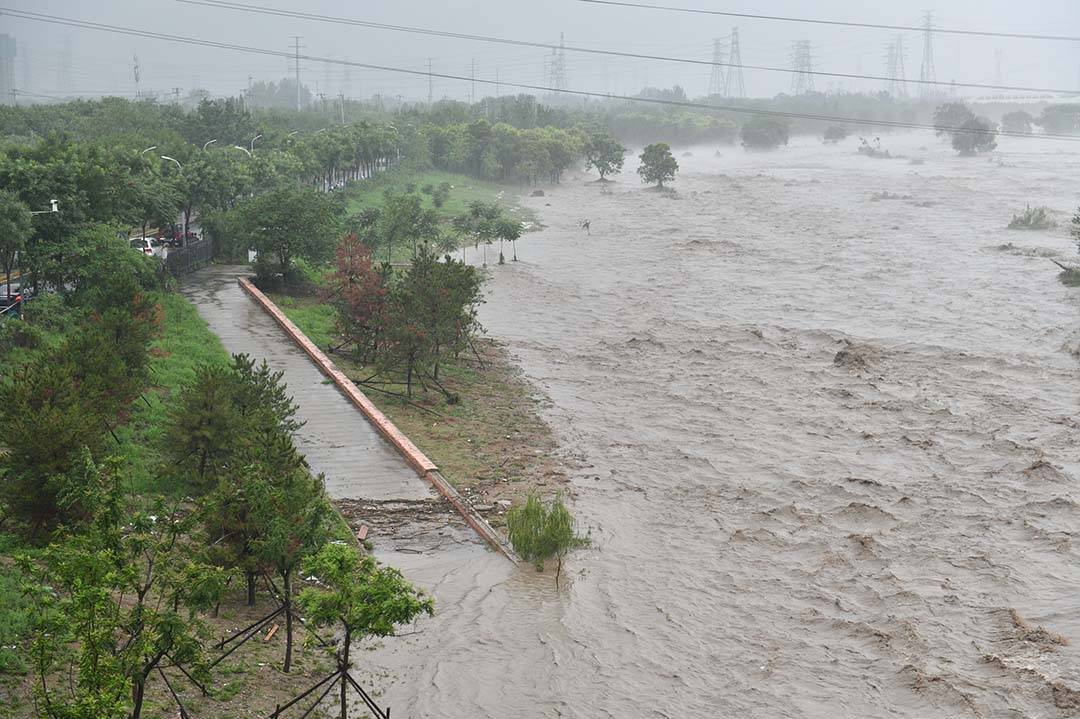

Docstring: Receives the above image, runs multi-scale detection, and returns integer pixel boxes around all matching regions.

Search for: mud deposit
[362,134,1080,717]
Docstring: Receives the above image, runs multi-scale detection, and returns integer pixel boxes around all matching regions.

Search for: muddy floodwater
[365,133,1080,717]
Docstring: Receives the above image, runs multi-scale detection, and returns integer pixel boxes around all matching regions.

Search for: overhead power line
[577,0,1080,43]
[169,0,1078,96]
[1,8,1078,142]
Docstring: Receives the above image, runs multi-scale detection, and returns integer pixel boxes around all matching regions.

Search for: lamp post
[161,156,183,172]
[203,139,217,150]
[231,145,252,157]
[250,134,263,151]
[140,145,158,156]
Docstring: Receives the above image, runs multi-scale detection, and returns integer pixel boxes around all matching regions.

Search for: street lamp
[140,145,158,155]
[314,127,328,135]
[161,156,183,172]
[287,130,300,138]
[29,199,59,215]
[250,134,263,151]
[231,145,252,157]
[203,139,217,150]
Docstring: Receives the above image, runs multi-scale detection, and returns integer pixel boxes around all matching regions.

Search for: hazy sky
[4,0,1079,102]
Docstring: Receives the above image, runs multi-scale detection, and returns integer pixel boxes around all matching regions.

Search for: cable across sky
[2,7,1078,142]
[578,0,1080,42]
[171,0,1079,96]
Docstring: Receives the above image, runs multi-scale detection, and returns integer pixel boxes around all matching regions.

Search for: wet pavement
[181,265,432,502]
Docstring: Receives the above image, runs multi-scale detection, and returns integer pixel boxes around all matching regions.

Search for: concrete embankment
[236,276,518,562]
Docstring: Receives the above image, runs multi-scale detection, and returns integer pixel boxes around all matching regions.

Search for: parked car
[130,237,166,258]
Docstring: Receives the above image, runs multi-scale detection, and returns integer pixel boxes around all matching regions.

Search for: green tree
[377,191,439,263]
[584,132,626,181]
[235,184,339,280]
[164,365,244,492]
[740,117,790,150]
[21,471,225,719]
[496,216,524,263]
[1035,104,1080,135]
[1001,110,1034,135]
[298,543,433,719]
[506,493,587,587]
[251,466,331,673]
[952,116,998,156]
[0,190,32,299]
[934,102,975,137]
[637,142,679,188]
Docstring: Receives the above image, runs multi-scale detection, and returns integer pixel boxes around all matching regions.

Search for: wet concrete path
[181,265,432,502]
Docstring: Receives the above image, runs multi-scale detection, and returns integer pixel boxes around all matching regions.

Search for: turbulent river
[366,133,1080,718]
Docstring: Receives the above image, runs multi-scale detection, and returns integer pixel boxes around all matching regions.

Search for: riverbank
[266,290,567,526]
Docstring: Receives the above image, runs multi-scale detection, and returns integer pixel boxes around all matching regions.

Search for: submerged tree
[952,117,998,156]
[933,102,975,137]
[739,117,790,150]
[506,493,588,587]
[584,131,627,181]
[637,142,679,188]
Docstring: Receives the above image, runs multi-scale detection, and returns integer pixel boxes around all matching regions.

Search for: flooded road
[368,133,1080,717]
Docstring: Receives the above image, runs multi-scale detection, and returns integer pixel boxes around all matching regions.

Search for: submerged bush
[740,117,790,150]
[823,125,850,144]
[1008,205,1054,230]
[507,493,587,586]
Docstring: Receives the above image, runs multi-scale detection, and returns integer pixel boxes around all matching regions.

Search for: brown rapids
[362,133,1080,718]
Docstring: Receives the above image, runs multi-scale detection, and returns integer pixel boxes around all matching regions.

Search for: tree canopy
[637,142,679,188]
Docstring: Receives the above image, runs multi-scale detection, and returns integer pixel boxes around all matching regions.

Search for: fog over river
[365,133,1080,718]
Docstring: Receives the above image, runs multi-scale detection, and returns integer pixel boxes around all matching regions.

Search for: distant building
[0,34,15,104]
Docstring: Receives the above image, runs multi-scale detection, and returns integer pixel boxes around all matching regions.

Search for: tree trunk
[339,626,352,719]
[282,570,294,673]
[512,239,518,262]
[246,571,256,607]
[131,673,147,719]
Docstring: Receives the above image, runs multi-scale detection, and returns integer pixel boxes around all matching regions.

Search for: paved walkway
[181,266,432,502]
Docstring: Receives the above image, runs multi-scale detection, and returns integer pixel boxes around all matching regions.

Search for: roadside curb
[237,277,519,563]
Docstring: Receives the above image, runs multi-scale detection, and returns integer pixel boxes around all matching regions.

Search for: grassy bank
[345,168,517,220]
[0,289,351,718]
[268,293,566,523]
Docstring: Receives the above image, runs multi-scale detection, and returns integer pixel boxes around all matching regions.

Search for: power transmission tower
[290,35,303,110]
[884,37,907,98]
[470,58,476,104]
[789,40,814,95]
[133,54,141,99]
[173,87,181,105]
[548,32,567,95]
[919,11,936,99]
[427,57,433,104]
[708,37,727,98]
[725,27,745,98]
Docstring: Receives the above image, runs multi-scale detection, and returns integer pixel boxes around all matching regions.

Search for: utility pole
[470,58,476,104]
[790,40,814,95]
[291,35,303,111]
[708,37,727,98]
[994,49,1003,91]
[339,91,345,124]
[725,27,745,98]
[495,68,500,98]
[173,87,181,105]
[133,54,141,99]
[919,11,936,100]
[895,35,907,98]
[427,58,433,104]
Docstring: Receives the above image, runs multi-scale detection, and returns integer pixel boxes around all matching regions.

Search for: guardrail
[163,238,214,278]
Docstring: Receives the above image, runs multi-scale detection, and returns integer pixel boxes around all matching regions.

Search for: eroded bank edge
[236,276,520,563]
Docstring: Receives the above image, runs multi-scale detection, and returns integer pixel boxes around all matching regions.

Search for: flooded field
[367,133,1080,717]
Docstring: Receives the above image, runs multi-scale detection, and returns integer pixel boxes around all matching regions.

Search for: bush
[823,125,850,144]
[1008,205,1054,230]
[740,117,790,150]
[506,493,587,585]
[1001,110,1034,135]
[0,317,43,353]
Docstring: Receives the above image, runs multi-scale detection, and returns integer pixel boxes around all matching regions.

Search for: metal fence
[163,238,214,278]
